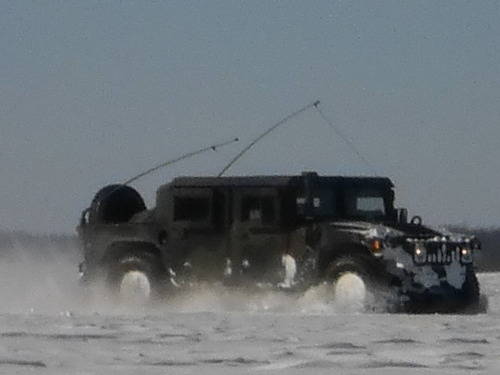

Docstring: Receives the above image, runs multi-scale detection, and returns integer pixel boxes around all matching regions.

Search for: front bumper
[381,240,476,296]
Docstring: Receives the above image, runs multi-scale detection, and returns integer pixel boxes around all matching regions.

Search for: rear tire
[106,252,165,305]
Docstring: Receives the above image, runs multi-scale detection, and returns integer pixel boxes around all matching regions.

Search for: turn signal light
[371,239,383,253]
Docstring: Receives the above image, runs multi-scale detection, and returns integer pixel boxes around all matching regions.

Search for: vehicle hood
[327,220,472,242]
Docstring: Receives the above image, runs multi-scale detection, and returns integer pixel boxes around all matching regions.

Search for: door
[168,187,228,281]
[231,188,287,283]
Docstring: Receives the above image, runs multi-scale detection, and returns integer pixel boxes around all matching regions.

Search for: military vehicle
[77,171,485,313]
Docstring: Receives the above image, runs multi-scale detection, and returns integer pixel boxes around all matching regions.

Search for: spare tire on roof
[89,185,146,224]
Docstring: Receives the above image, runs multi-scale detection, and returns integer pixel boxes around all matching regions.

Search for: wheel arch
[100,240,168,301]
[102,241,164,269]
[318,242,374,276]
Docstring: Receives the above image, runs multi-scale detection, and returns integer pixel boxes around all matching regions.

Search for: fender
[318,242,374,274]
[102,241,163,265]
[81,240,166,285]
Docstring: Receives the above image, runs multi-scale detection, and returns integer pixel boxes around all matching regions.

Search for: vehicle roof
[169,173,394,189]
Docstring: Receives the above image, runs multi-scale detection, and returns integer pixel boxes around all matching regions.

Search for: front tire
[324,255,392,312]
[458,269,487,314]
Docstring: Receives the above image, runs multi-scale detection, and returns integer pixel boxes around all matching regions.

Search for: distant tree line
[0,230,79,261]
[447,226,500,272]
[0,227,499,271]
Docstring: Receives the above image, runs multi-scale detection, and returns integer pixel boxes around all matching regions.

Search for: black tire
[458,270,488,314]
[106,252,165,304]
[462,269,480,302]
[324,254,392,312]
[90,185,145,224]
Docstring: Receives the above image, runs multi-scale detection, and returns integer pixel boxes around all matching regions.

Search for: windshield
[345,189,387,220]
[298,184,393,221]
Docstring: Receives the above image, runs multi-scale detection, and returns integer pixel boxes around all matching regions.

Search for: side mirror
[410,215,422,226]
[396,208,408,224]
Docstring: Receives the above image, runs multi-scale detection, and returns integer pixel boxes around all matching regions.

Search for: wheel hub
[119,270,152,303]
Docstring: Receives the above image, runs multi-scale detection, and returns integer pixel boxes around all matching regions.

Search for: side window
[241,196,276,224]
[174,196,210,222]
[357,196,385,212]
[344,189,386,219]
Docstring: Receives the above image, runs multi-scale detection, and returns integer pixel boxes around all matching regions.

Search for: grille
[412,242,461,265]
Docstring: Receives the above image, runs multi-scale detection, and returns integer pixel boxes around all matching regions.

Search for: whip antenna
[313,104,378,175]
[123,137,239,186]
[82,138,239,223]
[218,100,320,177]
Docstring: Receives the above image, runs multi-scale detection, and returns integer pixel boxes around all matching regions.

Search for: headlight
[460,247,473,264]
[414,246,426,264]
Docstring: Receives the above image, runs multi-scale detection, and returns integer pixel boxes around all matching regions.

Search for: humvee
[78,172,484,312]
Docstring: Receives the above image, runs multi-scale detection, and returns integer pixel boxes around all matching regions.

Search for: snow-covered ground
[0,248,499,374]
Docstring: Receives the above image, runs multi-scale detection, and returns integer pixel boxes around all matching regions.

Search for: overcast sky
[1,1,499,234]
